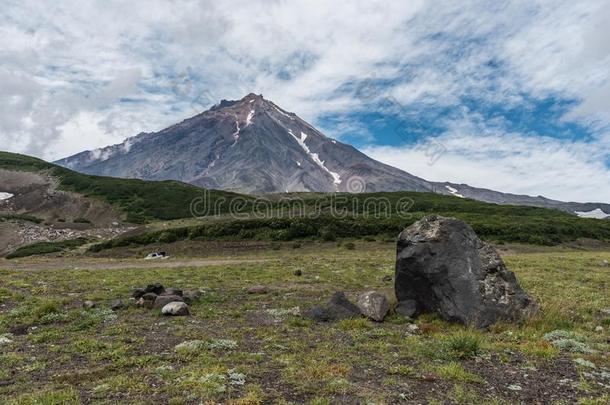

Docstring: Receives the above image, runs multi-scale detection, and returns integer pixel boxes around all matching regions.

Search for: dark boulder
[395,215,538,328]
[132,288,146,299]
[305,292,360,322]
[145,283,165,295]
[110,299,125,311]
[154,295,184,309]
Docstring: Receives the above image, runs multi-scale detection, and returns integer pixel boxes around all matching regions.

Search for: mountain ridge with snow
[56,93,610,217]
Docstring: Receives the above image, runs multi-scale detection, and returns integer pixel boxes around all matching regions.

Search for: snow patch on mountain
[245,110,255,127]
[0,192,14,201]
[232,119,241,143]
[574,208,610,219]
[445,185,465,198]
[288,129,341,187]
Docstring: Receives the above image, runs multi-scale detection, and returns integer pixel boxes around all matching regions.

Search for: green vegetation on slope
[90,208,610,252]
[5,238,89,259]
[0,151,252,223]
[3,151,609,247]
[0,213,43,224]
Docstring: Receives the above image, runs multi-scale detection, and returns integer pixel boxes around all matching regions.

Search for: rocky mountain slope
[56,94,609,217]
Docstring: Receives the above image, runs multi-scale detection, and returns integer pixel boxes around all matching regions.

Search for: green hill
[3,151,609,248]
[0,151,252,223]
[0,152,251,223]
[90,191,610,250]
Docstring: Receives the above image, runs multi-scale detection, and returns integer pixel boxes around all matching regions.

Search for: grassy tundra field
[0,243,609,404]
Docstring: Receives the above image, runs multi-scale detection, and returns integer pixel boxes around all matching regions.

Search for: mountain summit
[56,94,610,217]
[56,93,432,194]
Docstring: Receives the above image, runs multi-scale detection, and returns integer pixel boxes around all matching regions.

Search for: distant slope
[0,151,251,224]
[433,181,610,219]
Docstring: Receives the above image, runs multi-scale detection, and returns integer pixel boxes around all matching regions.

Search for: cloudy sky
[1,0,609,202]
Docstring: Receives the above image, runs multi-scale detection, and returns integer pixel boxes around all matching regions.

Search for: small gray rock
[357,291,389,322]
[305,292,360,322]
[83,300,96,309]
[183,290,203,303]
[601,260,609,267]
[154,294,184,309]
[247,285,269,294]
[110,299,124,311]
[306,306,331,322]
[137,293,157,308]
[395,300,417,318]
[381,275,393,282]
[142,292,157,301]
[161,302,189,316]
[405,324,420,335]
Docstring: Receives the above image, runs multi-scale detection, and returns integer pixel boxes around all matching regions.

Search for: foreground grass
[0,246,608,403]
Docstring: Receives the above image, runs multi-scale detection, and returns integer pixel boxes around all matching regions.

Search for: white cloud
[363,124,610,203]
[0,0,608,202]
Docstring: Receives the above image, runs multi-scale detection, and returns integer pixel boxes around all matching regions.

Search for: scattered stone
[601,308,610,316]
[293,269,303,276]
[395,215,538,328]
[183,290,203,303]
[405,324,420,335]
[110,299,124,311]
[163,288,183,297]
[161,302,189,316]
[137,293,158,308]
[132,288,146,299]
[145,283,165,295]
[305,292,360,322]
[595,325,604,333]
[381,275,393,282]
[600,260,609,267]
[83,300,96,309]
[8,325,28,336]
[247,285,269,294]
[357,291,389,322]
[507,384,522,391]
[154,294,184,309]
[142,292,158,302]
[395,301,417,318]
